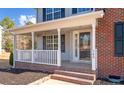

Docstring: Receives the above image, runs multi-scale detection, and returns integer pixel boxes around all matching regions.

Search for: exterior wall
[61,31,70,61]
[36,9,43,23]
[96,8,124,78]
[36,36,43,50]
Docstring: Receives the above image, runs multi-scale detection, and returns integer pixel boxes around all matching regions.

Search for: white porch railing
[16,50,32,62]
[34,50,58,65]
[16,49,58,66]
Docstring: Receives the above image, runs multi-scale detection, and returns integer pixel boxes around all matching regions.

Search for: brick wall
[96,8,124,78]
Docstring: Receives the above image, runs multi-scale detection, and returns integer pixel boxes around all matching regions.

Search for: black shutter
[91,8,94,11]
[43,36,46,50]
[61,35,65,52]
[43,8,46,22]
[72,8,77,14]
[61,8,65,18]
[115,22,124,56]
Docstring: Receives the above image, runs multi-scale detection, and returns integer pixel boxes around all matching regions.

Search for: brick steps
[55,70,95,80]
[51,70,95,85]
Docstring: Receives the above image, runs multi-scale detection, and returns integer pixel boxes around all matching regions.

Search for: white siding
[36,36,43,50]
[37,9,43,23]
[61,32,70,61]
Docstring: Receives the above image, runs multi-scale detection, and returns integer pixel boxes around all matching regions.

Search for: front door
[73,31,91,62]
[79,32,90,61]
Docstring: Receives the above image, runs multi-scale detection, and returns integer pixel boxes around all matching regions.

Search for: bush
[9,52,13,66]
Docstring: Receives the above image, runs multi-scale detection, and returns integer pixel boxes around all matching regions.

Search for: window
[72,8,93,14]
[43,35,65,52]
[43,8,65,21]
[115,22,124,56]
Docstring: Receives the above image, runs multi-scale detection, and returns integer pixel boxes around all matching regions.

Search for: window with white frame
[43,35,65,52]
[46,8,61,21]
[72,8,93,14]
[78,8,92,13]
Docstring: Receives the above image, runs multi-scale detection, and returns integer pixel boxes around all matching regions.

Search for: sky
[0,8,36,27]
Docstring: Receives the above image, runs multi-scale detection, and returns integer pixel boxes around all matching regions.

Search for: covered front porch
[11,10,104,71]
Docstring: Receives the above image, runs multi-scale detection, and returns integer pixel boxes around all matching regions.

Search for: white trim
[73,31,79,61]
[72,29,91,63]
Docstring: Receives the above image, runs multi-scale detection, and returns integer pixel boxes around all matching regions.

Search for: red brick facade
[96,8,124,78]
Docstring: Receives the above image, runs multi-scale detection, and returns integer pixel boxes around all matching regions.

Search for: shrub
[9,52,13,66]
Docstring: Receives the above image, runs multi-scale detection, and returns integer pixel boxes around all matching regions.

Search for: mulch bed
[0,68,49,85]
[0,60,49,85]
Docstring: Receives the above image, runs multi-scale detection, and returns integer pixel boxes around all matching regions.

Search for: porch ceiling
[10,10,104,34]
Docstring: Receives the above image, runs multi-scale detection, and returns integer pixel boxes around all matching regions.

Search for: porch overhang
[10,10,104,34]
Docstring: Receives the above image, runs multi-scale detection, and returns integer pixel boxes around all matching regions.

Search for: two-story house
[10,8,124,84]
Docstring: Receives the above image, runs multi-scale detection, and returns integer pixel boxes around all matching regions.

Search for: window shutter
[61,35,65,52]
[61,8,65,18]
[43,36,46,50]
[72,8,77,14]
[43,8,46,22]
[115,22,124,56]
[91,8,94,11]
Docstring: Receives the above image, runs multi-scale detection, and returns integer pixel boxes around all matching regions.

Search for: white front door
[73,31,91,62]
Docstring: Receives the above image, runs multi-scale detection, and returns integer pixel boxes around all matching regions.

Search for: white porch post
[57,28,61,66]
[31,32,34,63]
[13,34,16,68]
[91,23,97,70]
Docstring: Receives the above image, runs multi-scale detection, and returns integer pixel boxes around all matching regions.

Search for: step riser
[60,68,95,74]
[51,76,92,85]
[55,71,94,80]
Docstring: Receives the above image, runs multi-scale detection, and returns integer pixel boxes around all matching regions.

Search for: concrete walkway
[41,79,77,85]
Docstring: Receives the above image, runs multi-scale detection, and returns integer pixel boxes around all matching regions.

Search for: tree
[0,17,15,52]
[25,21,33,25]
[0,17,15,29]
